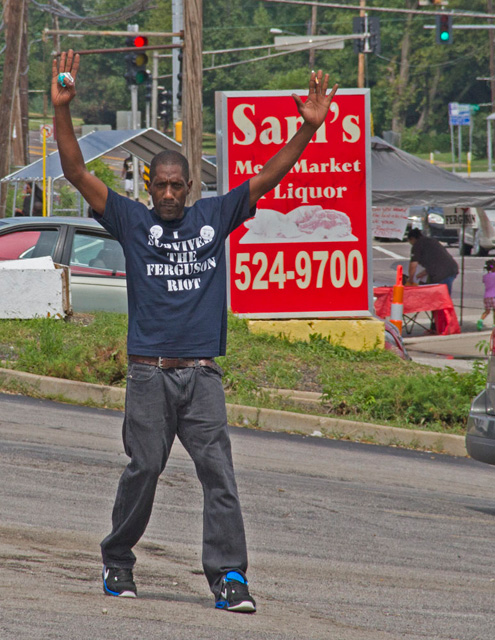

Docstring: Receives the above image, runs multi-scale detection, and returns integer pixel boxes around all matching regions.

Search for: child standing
[478,259,495,330]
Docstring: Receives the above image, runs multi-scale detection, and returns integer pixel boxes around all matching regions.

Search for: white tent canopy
[371,136,495,208]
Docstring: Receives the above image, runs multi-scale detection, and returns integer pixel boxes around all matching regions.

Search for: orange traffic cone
[390,265,404,334]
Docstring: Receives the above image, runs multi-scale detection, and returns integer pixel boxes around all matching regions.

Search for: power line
[28,0,154,26]
[262,0,495,21]
[158,35,360,78]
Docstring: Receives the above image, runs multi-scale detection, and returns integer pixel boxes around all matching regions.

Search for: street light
[270,30,344,56]
[270,27,300,36]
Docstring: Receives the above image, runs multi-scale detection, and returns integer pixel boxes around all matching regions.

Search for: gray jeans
[100,361,248,596]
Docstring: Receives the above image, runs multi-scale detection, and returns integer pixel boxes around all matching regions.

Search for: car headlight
[428,213,444,225]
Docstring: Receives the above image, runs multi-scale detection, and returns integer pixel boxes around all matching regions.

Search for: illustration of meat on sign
[241,205,357,243]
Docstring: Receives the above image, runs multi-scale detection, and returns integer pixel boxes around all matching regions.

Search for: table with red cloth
[373,284,461,335]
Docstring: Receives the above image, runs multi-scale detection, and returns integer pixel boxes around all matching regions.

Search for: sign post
[443,206,476,326]
[39,123,54,217]
[216,88,372,320]
[448,103,473,172]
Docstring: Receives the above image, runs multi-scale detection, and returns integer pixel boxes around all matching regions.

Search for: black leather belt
[129,355,218,371]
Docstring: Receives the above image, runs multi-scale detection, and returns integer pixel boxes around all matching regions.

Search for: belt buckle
[157,356,164,368]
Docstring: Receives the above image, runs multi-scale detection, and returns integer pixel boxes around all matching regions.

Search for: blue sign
[449,102,471,126]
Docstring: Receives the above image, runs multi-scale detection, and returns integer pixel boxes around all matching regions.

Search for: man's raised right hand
[51,49,80,108]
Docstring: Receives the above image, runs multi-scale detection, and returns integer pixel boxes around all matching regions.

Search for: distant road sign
[39,124,54,143]
[448,103,471,126]
[443,207,476,229]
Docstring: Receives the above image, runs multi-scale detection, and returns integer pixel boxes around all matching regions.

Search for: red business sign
[216,89,372,318]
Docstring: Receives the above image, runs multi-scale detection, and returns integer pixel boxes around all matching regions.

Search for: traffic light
[176,49,183,106]
[368,17,380,54]
[145,79,152,103]
[158,89,173,129]
[352,16,380,54]
[124,34,150,85]
[352,17,365,54]
[435,14,453,44]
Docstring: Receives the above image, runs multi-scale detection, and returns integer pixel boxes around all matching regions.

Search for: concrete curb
[0,367,467,458]
[0,367,126,408]
[403,330,491,345]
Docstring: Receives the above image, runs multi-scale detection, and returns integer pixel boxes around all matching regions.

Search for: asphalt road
[1,393,495,640]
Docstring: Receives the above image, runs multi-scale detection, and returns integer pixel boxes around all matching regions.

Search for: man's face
[150,163,192,221]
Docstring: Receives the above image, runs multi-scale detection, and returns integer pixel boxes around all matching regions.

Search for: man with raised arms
[52,49,337,613]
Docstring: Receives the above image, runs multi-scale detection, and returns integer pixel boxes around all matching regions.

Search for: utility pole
[183,0,203,205]
[172,0,184,128]
[308,1,318,70]
[357,0,366,88]
[127,24,140,201]
[0,0,26,218]
[12,0,28,168]
[19,2,29,165]
[151,51,159,129]
[489,1,495,162]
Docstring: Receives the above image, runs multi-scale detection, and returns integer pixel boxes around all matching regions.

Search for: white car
[458,208,495,256]
[0,217,127,313]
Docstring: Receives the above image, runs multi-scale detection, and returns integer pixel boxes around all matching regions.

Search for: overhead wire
[28,0,153,26]
[262,0,495,21]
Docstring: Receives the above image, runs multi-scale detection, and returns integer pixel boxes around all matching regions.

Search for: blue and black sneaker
[102,565,137,598]
[215,571,256,613]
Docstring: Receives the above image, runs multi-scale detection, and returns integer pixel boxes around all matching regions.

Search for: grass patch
[0,313,128,386]
[0,311,485,434]
[415,152,489,173]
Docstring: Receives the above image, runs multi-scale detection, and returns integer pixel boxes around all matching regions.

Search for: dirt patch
[66,313,96,326]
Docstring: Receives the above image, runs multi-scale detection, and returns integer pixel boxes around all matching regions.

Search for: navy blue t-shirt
[94,182,254,357]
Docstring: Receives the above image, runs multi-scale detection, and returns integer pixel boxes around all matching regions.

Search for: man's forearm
[262,122,316,185]
[249,122,318,206]
[54,104,86,184]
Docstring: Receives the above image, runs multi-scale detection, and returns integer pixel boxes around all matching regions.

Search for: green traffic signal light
[135,69,148,85]
[435,14,453,45]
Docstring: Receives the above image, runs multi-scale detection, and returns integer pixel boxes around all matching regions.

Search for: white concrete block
[0,258,71,319]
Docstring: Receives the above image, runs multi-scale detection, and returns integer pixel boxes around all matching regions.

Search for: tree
[0,0,27,218]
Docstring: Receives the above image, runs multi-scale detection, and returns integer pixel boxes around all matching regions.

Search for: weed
[476,338,490,356]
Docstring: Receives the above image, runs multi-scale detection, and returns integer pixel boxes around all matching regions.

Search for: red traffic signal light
[124,34,150,85]
[132,35,148,48]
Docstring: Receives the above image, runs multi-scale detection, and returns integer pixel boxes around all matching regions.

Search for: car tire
[459,242,472,256]
[472,229,489,257]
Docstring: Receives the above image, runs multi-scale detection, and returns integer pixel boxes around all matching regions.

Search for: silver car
[0,217,127,313]
[466,328,495,464]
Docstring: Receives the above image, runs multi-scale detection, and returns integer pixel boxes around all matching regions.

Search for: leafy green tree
[14,0,495,156]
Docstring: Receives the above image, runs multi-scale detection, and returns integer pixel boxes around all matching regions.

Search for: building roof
[1,128,217,186]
